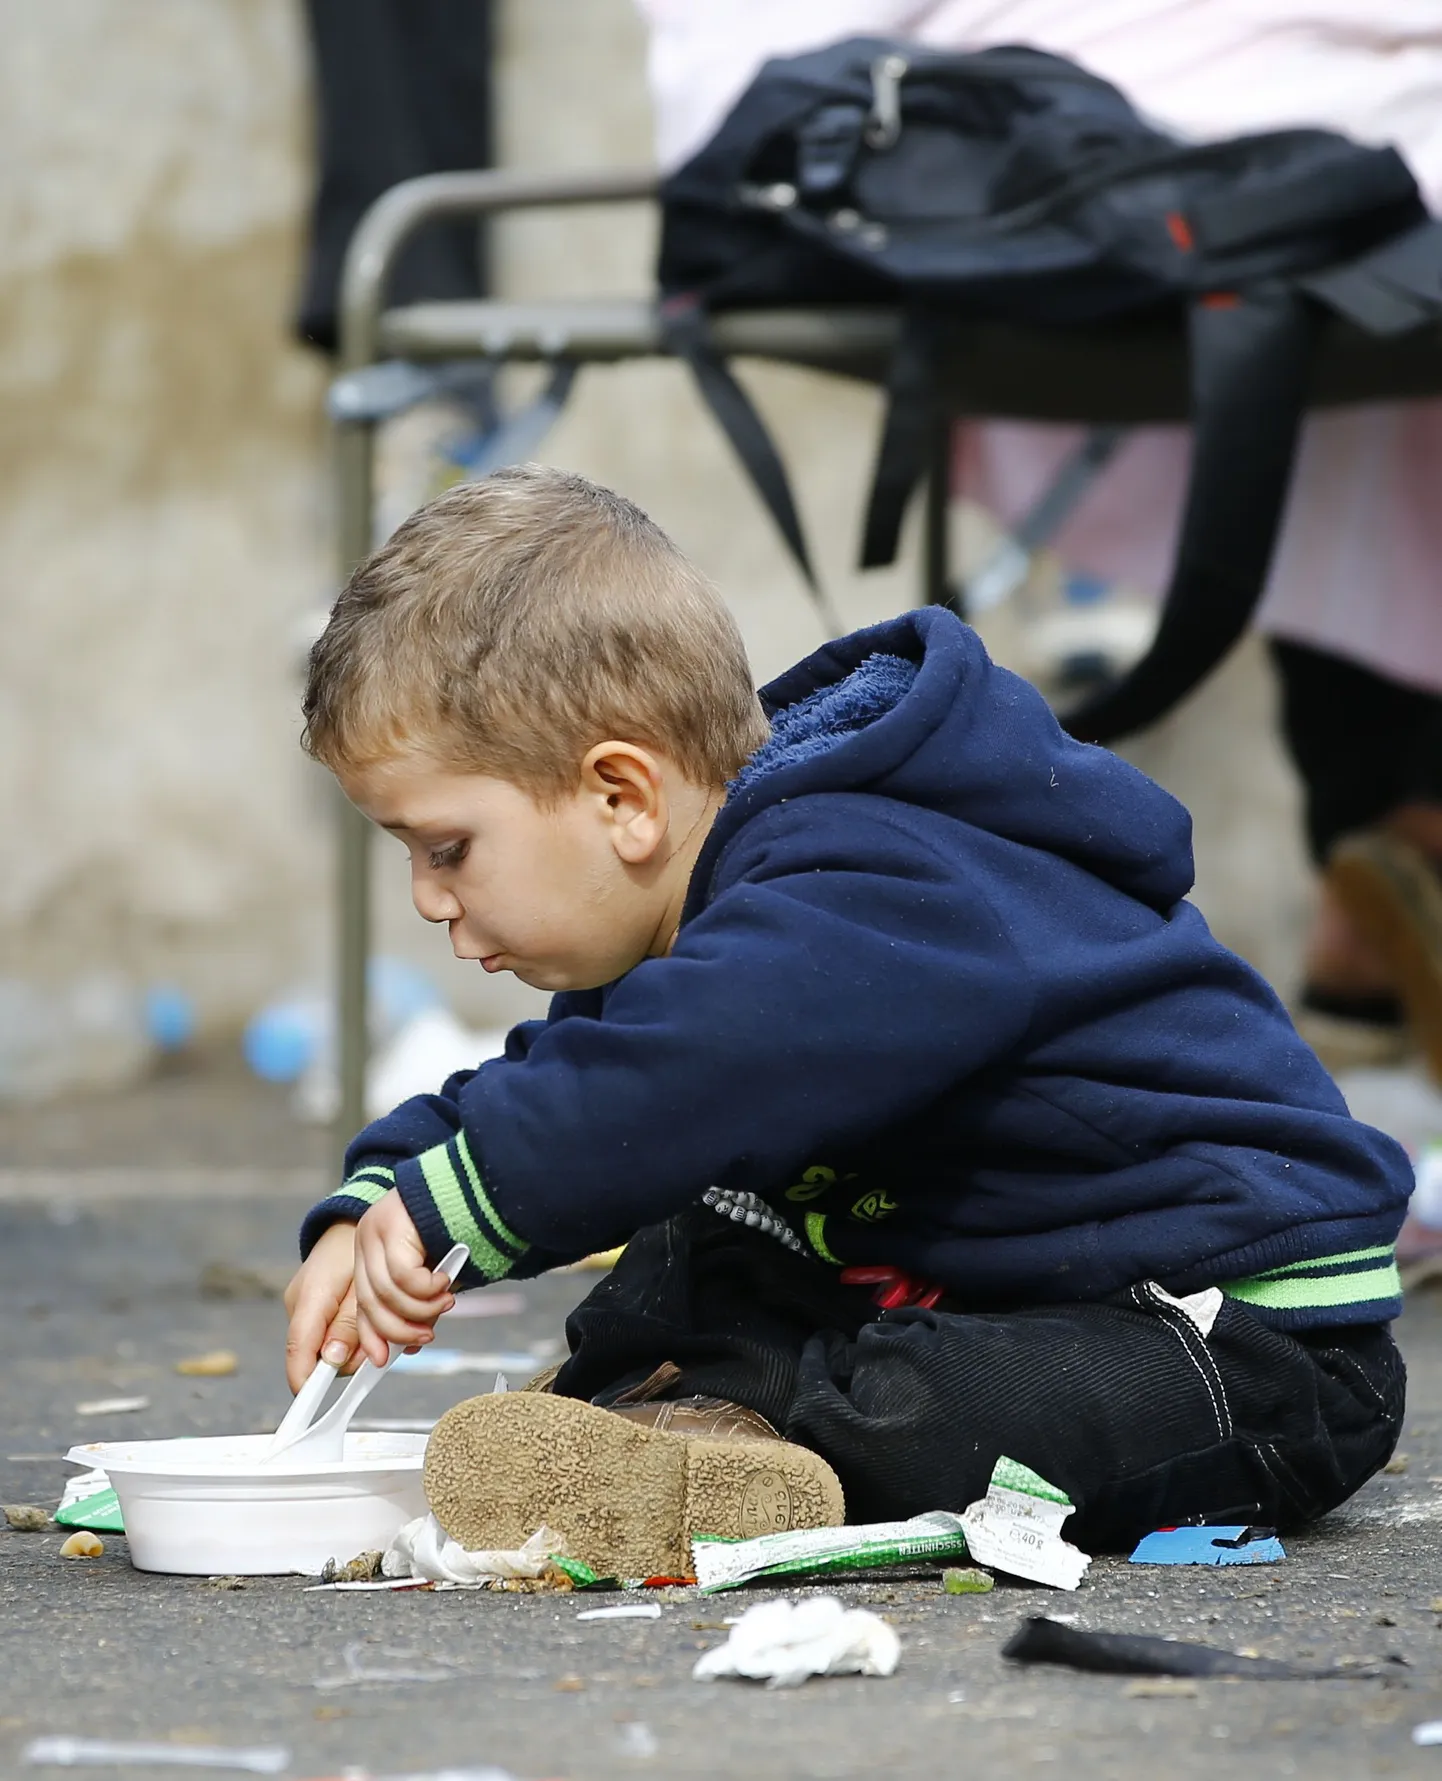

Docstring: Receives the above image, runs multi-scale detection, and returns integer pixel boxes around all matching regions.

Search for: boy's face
[338,750,706,993]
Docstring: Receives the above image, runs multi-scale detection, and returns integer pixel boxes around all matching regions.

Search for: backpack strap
[661,293,837,624]
[860,309,944,570]
[1062,287,1315,744]
[1301,217,1442,337]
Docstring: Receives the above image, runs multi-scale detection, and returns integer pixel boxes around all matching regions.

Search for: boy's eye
[427,841,468,871]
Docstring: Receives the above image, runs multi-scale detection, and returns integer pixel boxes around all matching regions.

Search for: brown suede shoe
[1327,832,1442,1082]
[423,1390,845,1579]
[608,1395,782,1442]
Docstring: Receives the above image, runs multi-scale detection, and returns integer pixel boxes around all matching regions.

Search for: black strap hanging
[860,311,949,572]
[1063,288,1316,743]
[662,295,848,635]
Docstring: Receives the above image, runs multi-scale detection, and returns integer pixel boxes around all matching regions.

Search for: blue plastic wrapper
[1129,1524,1285,1565]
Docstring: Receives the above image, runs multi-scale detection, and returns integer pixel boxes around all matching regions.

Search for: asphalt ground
[6,1182,1442,1781]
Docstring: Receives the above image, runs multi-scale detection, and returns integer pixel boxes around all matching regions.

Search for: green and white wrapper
[693,1510,971,1593]
[957,1456,1090,1590]
[55,1468,124,1534]
[691,1456,1090,1593]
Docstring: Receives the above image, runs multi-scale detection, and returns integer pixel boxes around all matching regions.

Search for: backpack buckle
[864,52,909,151]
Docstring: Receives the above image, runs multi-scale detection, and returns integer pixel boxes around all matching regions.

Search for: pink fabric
[955,408,1442,696]
[638,0,1442,692]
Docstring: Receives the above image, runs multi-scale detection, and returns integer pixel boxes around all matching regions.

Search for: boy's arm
[299,1005,593,1283]
[381,799,1037,1281]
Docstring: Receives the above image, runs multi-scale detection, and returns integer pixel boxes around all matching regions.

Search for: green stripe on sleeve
[453,1131,526,1256]
[1223,1260,1401,1313]
[805,1212,842,1266]
[1244,1244,1396,1282]
[416,1143,514,1280]
[339,1175,392,1208]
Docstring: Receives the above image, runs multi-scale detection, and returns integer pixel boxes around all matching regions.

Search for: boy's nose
[412,878,462,925]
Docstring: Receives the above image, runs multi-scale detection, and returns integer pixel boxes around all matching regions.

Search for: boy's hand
[352,1189,456,1368]
[283,1221,363,1394]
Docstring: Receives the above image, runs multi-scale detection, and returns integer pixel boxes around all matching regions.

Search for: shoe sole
[423,1392,845,1579]
[1328,835,1442,1083]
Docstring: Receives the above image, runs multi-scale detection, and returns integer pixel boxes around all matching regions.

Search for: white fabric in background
[637,1,1442,693]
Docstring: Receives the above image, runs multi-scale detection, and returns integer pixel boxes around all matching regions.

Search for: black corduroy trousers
[552,1207,1404,1551]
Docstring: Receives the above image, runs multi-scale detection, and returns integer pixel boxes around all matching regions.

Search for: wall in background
[0,0,331,1018]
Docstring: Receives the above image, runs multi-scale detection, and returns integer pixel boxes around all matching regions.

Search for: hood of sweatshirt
[712,606,1193,915]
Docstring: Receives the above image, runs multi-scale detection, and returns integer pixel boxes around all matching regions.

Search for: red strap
[840,1264,946,1310]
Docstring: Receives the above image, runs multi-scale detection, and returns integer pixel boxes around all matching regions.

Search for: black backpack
[658,37,1442,741]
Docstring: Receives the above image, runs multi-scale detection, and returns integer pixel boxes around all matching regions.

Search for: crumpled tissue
[382,1515,565,1585]
[692,1596,900,1688]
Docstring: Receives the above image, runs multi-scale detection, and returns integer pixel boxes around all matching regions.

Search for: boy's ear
[580,742,668,865]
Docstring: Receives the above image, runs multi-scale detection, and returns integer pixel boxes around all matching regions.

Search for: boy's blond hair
[303,466,769,797]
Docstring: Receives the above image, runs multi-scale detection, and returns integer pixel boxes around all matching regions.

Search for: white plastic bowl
[65,1431,428,1575]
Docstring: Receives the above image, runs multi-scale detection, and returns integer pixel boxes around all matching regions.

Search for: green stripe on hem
[1243,1243,1396,1283]
[453,1131,525,1256]
[416,1143,514,1281]
[805,1212,841,1266]
[339,1176,392,1208]
[1223,1261,1401,1313]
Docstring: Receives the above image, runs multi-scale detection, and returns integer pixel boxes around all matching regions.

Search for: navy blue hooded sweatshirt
[302,610,1411,1330]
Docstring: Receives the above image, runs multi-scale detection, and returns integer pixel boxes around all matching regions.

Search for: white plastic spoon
[266,1353,340,1457]
[266,1243,469,1465]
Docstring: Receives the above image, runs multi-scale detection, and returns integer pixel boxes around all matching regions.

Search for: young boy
[286,464,1410,1580]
